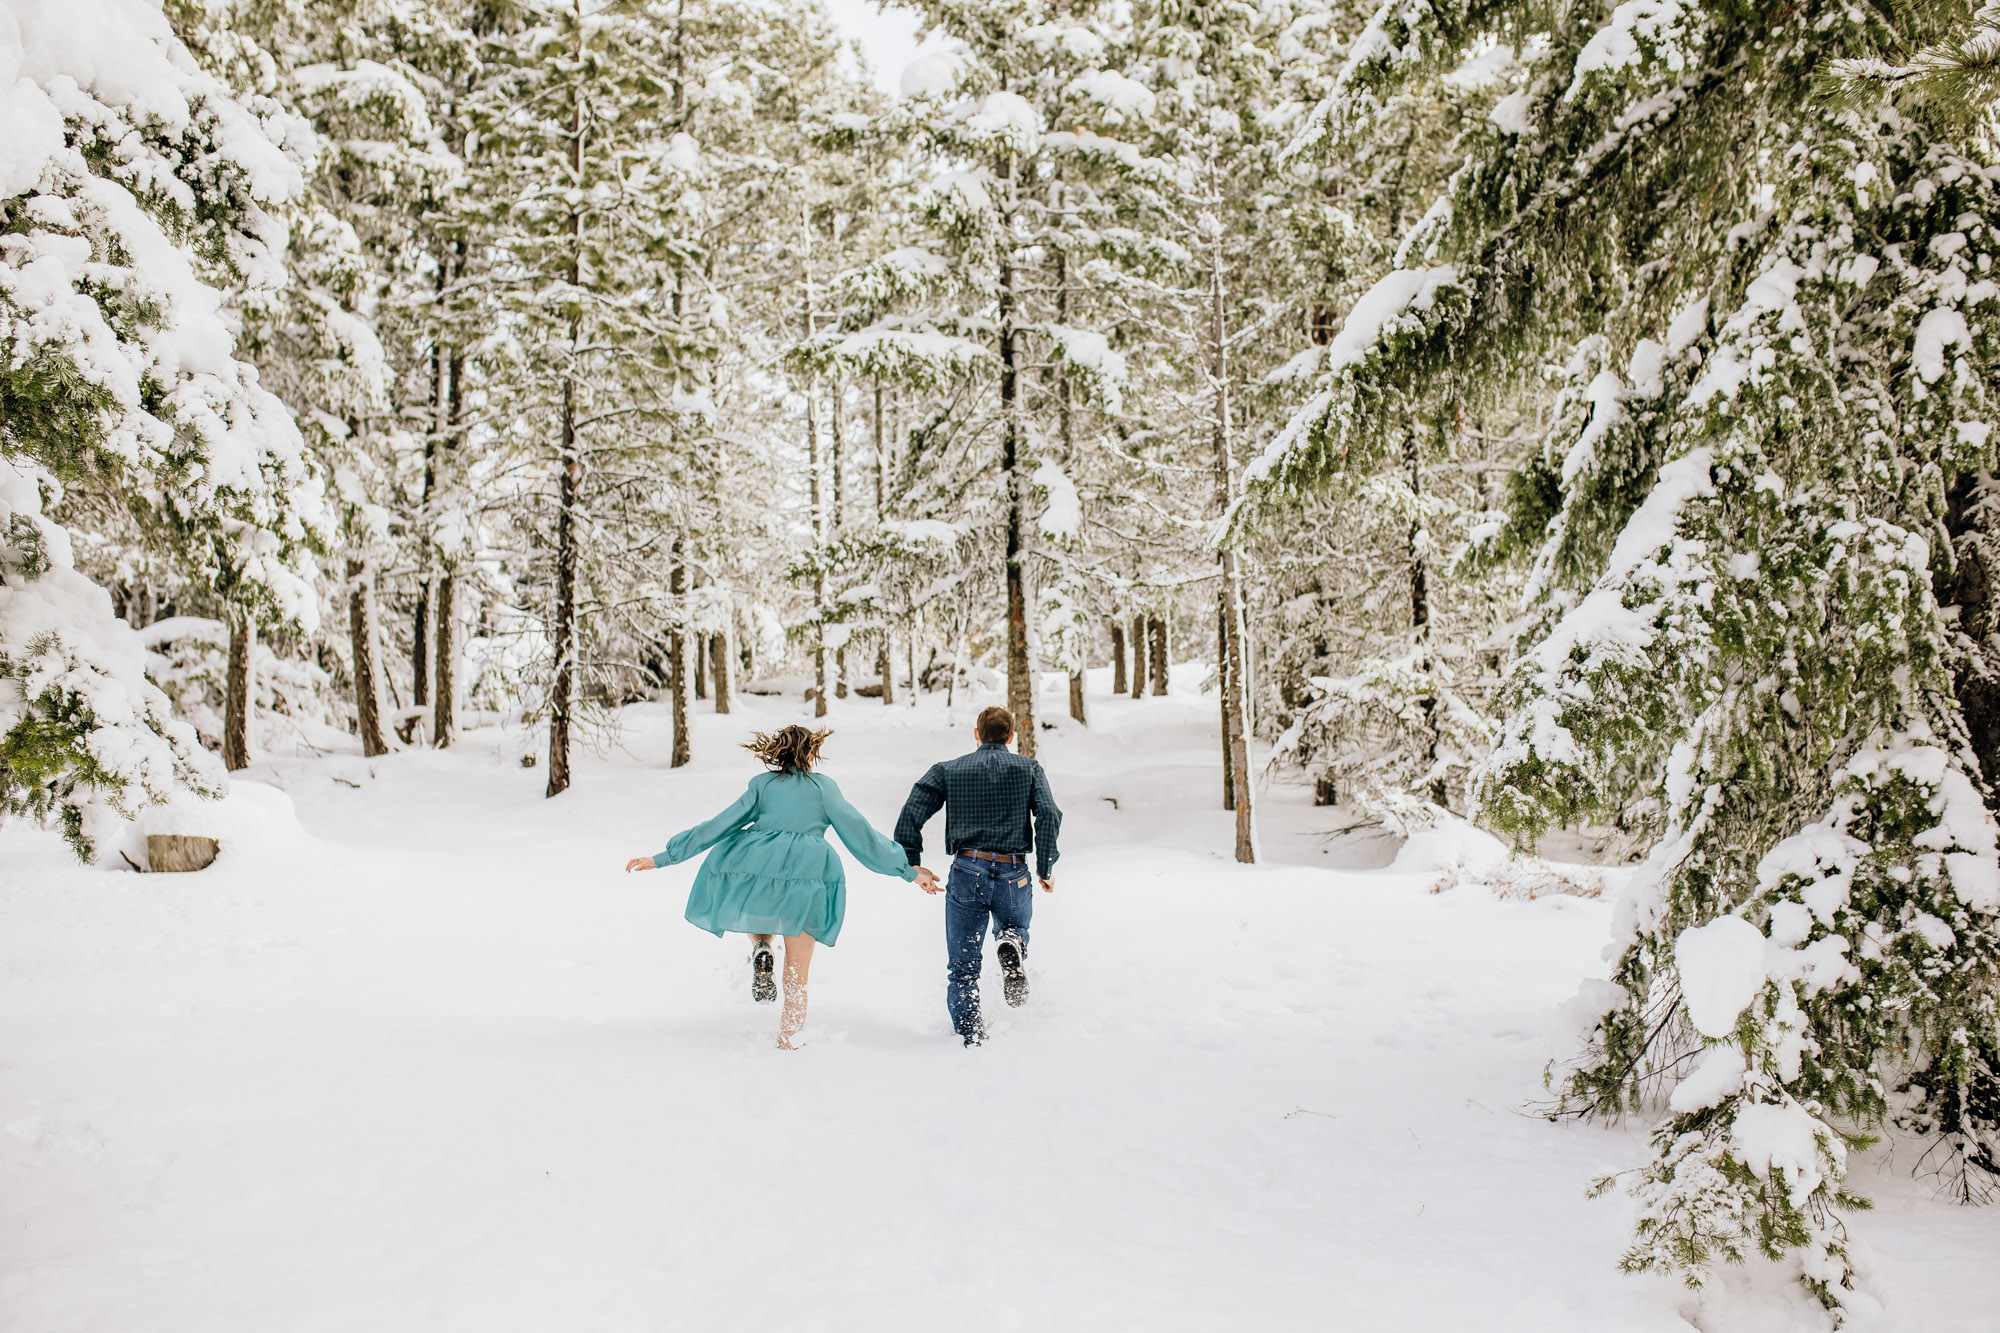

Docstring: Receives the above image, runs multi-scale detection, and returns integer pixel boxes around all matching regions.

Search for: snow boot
[751,939,777,1004]
[996,932,1028,1008]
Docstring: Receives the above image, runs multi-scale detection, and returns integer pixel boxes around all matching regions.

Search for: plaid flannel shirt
[894,742,1063,880]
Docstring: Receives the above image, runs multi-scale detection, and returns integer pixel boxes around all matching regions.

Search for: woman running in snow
[625,725,917,1049]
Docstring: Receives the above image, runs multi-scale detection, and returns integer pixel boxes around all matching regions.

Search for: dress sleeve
[652,779,761,867]
[817,775,919,881]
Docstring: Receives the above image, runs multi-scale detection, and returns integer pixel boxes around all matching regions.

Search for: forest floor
[3,671,1997,1332]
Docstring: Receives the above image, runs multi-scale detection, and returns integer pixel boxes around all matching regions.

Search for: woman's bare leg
[777,932,816,1049]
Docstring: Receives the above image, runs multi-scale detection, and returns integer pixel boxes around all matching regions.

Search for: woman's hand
[625,857,657,873]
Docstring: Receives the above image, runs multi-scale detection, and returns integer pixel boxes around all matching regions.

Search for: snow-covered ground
[3,673,1996,1332]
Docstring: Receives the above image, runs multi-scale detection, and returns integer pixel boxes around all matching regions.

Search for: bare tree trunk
[1069,670,1087,724]
[346,558,389,758]
[802,241,828,720]
[872,380,894,708]
[547,379,579,797]
[433,334,464,749]
[412,581,431,710]
[1130,613,1147,699]
[1148,615,1168,695]
[1111,621,1127,695]
[1945,471,2000,808]
[693,631,707,700]
[808,383,827,719]
[1220,604,1235,810]
[906,626,918,707]
[710,630,731,714]
[670,538,690,768]
[546,55,585,800]
[431,572,455,748]
[831,381,848,700]
[412,249,445,714]
[1409,426,1444,807]
[224,611,253,771]
[998,152,1035,756]
[1209,195,1256,862]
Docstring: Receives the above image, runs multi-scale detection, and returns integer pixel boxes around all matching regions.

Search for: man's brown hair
[975,706,1014,744]
[744,725,831,773]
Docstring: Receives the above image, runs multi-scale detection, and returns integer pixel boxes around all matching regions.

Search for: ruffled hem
[685,870,846,946]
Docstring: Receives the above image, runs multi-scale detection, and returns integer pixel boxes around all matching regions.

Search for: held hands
[914,866,942,894]
[624,857,656,873]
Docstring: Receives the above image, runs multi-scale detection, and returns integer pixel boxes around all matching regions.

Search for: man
[895,705,1062,1046]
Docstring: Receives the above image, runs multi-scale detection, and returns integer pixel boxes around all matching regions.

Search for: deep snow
[3,673,1997,1332]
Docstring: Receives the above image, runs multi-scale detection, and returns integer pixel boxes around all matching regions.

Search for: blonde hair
[744,725,831,773]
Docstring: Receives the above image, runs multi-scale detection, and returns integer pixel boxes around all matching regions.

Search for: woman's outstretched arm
[816,775,919,881]
[624,780,761,872]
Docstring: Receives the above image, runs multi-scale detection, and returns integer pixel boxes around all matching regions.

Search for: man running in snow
[895,706,1062,1047]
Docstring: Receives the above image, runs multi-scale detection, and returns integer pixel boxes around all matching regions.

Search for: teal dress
[651,770,917,946]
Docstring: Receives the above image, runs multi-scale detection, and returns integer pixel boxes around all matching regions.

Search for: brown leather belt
[957,850,1024,864]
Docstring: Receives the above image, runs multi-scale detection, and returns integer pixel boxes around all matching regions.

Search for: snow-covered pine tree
[462,0,712,795]
[166,0,427,765]
[2,0,324,853]
[1118,0,1368,859]
[888,0,1150,753]
[1197,0,1513,823]
[1251,0,2000,1310]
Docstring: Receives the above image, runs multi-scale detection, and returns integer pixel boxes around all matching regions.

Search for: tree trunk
[432,572,455,748]
[809,383,827,719]
[1409,427,1444,807]
[1220,604,1235,811]
[879,637,895,706]
[1209,201,1255,862]
[1069,670,1087,724]
[546,63,585,800]
[693,631,707,700]
[224,611,253,771]
[1945,472,2000,808]
[547,379,579,797]
[803,242,828,719]
[1149,614,1169,695]
[346,558,389,758]
[1130,613,1147,699]
[1111,621,1127,695]
[669,539,690,768]
[998,154,1035,756]
[710,630,731,715]
[830,375,848,701]
[412,580,431,709]
[432,329,464,750]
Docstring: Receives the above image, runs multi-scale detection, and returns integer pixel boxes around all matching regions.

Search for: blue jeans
[945,856,1033,1038]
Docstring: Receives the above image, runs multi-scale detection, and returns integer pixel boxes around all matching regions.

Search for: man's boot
[996,932,1028,1007]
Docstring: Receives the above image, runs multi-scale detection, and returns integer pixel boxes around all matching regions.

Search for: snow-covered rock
[120,780,312,870]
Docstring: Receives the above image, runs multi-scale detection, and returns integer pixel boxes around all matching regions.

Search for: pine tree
[888,0,1154,753]
[1252,0,2000,1309]
[2,0,324,853]
[462,0,712,795]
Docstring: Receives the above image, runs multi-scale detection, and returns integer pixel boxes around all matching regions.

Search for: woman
[624,725,916,1049]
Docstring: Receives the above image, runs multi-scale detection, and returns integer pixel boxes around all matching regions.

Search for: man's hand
[1040,877,1055,894]
[915,866,942,894]
[625,857,656,873]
